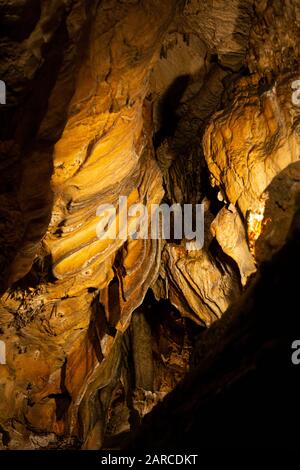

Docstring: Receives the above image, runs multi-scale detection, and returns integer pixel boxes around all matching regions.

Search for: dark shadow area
[108,277,121,329]
[255,161,300,263]
[125,198,300,449]
[88,294,106,363]
[153,74,190,149]
[47,393,72,422]
[0,424,11,447]
[0,3,91,295]
[0,22,66,294]
[0,0,41,42]
[143,290,204,353]
[10,254,57,291]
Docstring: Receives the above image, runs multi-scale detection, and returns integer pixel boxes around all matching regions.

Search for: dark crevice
[153,74,190,149]
[47,392,72,422]
[0,425,10,447]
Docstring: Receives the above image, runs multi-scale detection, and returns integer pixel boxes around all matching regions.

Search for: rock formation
[127,199,300,449]
[0,0,299,449]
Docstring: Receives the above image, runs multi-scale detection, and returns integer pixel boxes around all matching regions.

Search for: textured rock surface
[0,0,180,449]
[126,203,300,450]
[0,0,300,450]
[204,73,300,258]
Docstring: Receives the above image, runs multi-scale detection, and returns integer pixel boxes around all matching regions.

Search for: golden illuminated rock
[0,0,300,450]
[203,72,300,259]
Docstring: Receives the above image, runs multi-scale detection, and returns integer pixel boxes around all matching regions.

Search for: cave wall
[127,200,300,449]
[0,0,299,449]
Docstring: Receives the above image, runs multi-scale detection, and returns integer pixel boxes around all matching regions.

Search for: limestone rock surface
[0,0,300,449]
